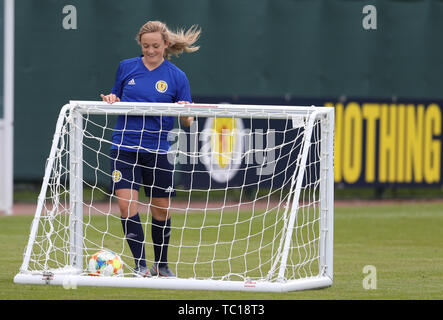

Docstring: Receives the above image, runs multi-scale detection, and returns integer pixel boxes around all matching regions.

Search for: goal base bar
[14,273,332,293]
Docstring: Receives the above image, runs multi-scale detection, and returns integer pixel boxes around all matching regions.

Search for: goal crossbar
[69,100,331,118]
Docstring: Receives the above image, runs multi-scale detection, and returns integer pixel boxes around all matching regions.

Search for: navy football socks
[121,213,147,269]
[151,217,171,268]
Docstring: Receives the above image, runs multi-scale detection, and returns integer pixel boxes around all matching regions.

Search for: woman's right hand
[100,93,120,104]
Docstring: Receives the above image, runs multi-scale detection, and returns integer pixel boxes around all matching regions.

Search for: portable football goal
[14,101,334,292]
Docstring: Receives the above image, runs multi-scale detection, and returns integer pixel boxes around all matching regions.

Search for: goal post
[0,0,14,215]
[14,101,334,292]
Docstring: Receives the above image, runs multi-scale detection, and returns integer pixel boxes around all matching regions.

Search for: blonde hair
[136,20,201,59]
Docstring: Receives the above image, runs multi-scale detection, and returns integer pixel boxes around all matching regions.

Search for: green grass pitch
[1,201,442,300]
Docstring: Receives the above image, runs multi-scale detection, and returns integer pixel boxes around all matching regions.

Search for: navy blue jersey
[110,56,192,152]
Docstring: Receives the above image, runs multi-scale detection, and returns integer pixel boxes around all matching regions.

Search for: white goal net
[14,101,334,292]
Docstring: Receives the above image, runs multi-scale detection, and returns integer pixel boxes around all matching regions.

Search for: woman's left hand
[177,101,194,127]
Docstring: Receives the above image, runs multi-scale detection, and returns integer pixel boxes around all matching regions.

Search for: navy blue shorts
[110,149,176,198]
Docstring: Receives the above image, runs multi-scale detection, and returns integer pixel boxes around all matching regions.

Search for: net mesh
[23,103,327,283]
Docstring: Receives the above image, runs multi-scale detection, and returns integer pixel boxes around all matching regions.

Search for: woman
[100,20,200,277]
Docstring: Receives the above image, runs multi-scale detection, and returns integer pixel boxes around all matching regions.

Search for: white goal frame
[14,101,334,292]
[0,0,14,215]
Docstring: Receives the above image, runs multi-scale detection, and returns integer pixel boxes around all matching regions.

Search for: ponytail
[136,20,201,59]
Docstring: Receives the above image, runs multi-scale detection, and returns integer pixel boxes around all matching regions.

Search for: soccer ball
[88,250,123,276]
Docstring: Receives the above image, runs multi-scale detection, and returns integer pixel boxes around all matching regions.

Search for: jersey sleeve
[175,72,192,103]
[111,62,124,98]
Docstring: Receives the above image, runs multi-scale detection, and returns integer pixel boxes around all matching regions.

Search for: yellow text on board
[326,102,442,184]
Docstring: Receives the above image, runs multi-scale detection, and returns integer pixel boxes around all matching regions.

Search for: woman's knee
[115,189,139,218]
[150,198,171,220]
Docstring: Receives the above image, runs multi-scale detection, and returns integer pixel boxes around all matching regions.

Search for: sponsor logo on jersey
[155,80,168,93]
[128,79,136,85]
